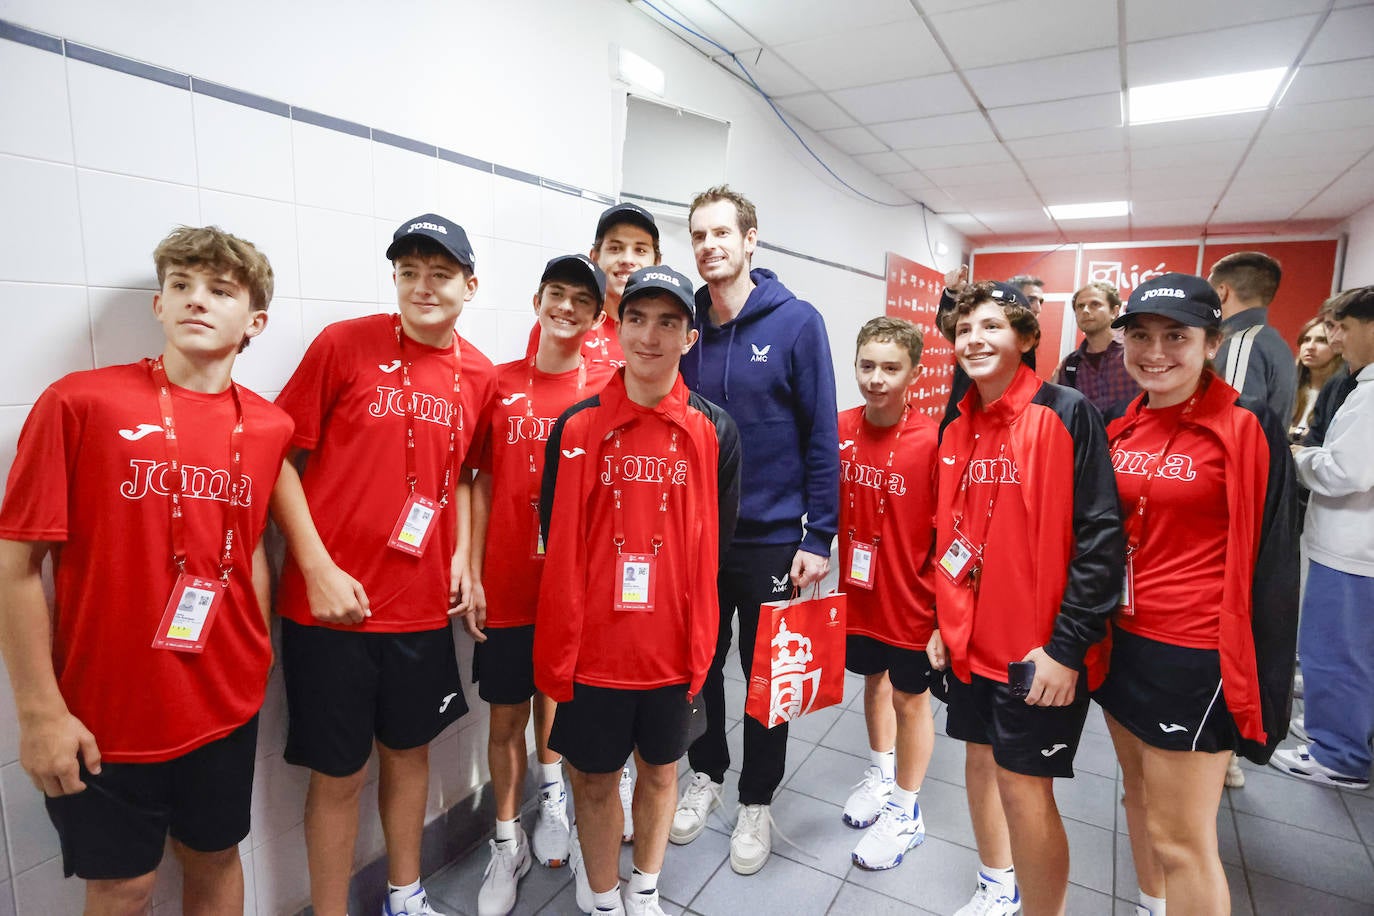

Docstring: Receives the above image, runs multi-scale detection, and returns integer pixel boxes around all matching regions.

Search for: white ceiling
[632,0,1374,244]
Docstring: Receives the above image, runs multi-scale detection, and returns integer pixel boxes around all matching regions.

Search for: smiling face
[153,265,265,358]
[591,223,658,302]
[855,339,918,418]
[954,301,1035,401]
[617,293,698,387]
[532,278,603,346]
[393,253,478,346]
[690,198,756,286]
[1122,314,1218,408]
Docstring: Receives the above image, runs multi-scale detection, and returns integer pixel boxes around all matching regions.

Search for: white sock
[870,747,896,781]
[981,862,1015,886]
[628,867,658,894]
[388,879,421,910]
[539,759,563,787]
[889,785,918,816]
[1140,891,1166,914]
[495,817,518,842]
[593,887,622,911]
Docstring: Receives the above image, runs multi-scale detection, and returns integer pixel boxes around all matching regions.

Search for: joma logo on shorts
[119,459,253,504]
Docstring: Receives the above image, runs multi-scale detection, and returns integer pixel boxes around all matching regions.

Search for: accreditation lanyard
[1108,389,1200,614]
[609,425,678,612]
[844,407,908,590]
[148,357,243,653]
[523,357,587,558]
[937,434,1007,589]
[394,315,463,508]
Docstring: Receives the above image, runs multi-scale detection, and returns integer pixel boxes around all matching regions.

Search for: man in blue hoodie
[671,185,840,875]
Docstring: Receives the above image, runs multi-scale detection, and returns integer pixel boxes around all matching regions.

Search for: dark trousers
[687,541,797,805]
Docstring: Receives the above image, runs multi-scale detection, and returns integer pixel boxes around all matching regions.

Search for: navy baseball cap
[1113,273,1222,330]
[619,266,694,318]
[988,281,1031,308]
[596,202,659,243]
[540,254,607,305]
[385,213,476,269]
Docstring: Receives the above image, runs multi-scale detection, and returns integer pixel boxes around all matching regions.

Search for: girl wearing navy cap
[1095,273,1298,916]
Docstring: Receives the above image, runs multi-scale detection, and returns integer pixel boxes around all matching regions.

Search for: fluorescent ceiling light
[1128,67,1289,125]
[1045,200,1130,220]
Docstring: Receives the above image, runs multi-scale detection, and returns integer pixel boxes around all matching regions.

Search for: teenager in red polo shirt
[0,226,293,914]
[534,266,740,916]
[271,214,495,916]
[470,255,616,915]
[1095,274,1297,916]
[835,317,940,871]
[927,281,1123,916]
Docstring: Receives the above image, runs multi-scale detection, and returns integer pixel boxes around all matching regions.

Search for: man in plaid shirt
[1054,281,1139,414]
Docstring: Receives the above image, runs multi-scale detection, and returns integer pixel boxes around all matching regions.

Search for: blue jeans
[1299,561,1374,777]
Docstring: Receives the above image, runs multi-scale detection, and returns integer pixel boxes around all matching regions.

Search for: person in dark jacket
[927,282,1123,916]
[1095,273,1299,916]
[672,186,840,876]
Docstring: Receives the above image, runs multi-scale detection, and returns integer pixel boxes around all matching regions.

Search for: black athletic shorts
[281,619,467,776]
[549,682,694,774]
[945,670,1091,778]
[845,634,935,696]
[1094,628,1238,754]
[45,716,258,880]
[473,624,536,705]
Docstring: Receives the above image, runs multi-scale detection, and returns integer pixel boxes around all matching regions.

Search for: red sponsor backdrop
[884,252,954,419]
[1200,240,1341,352]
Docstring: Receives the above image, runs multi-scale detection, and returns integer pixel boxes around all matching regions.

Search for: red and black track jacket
[533,371,740,702]
[936,363,1124,689]
[1106,371,1298,763]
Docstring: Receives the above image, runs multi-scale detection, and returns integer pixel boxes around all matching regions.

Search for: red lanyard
[149,357,244,581]
[1110,390,1201,556]
[525,357,588,506]
[949,435,1008,559]
[609,426,678,556]
[394,316,463,507]
[845,406,908,546]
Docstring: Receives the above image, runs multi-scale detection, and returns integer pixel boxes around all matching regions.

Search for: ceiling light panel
[1128,67,1288,125]
[1045,200,1131,219]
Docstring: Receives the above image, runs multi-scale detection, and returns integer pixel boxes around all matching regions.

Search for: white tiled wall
[0,2,968,911]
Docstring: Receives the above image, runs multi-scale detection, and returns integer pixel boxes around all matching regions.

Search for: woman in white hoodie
[1272,285,1374,790]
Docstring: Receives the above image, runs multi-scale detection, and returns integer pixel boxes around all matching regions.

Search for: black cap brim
[1111,306,1216,329]
[596,205,659,243]
[541,256,606,305]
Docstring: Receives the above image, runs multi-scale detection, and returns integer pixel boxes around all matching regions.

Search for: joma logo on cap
[642,272,679,286]
[1140,288,1185,300]
[409,221,448,234]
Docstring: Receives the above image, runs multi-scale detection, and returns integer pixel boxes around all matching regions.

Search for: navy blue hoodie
[681,268,839,556]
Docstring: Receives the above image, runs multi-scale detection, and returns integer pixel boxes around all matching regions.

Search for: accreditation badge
[846,540,876,590]
[151,573,226,653]
[937,531,979,586]
[615,553,657,612]
[388,492,439,557]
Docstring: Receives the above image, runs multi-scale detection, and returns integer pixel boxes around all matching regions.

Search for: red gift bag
[745,589,847,728]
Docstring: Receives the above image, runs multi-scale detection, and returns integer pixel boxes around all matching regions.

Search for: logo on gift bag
[768,618,822,725]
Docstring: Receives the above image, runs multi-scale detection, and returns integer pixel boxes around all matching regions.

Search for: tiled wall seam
[0,16,894,280]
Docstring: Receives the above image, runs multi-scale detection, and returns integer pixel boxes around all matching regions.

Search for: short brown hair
[154,226,274,312]
[947,281,1040,359]
[856,316,924,367]
[1072,281,1122,312]
[1208,251,1282,306]
[1332,285,1374,322]
[688,185,758,236]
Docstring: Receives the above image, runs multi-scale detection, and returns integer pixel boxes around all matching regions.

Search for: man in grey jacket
[1209,251,1297,426]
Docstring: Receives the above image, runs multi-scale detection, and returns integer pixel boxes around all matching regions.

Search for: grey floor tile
[828,881,937,914]
[1055,769,1119,830]
[917,777,978,851]
[846,835,982,916]
[787,702,846,745]
[619,820,731,904]
[426,844,572,916]
[1228,764,1362,841]
[1342,790,1374,845]
[788,745,875,807]
[1218,798,1244,866]
[1064,881,1114,914]
[1248,870,1374,916]
[1235,811,1374,903]
[1084,705,1111,737]
[1074,728,1123,780]
[1226,862,1256,916]
[691,853,842,916]
[1065,818,1116,895]
[818,709,872,757]
[923,735,968,789]
[768,787,863,878]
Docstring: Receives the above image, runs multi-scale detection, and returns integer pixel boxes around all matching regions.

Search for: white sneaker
[729,803,772,875]
[532,782,571,867]
[1289,714,1311,745]
[952,871,1021,916]
[851,801,925,870]
[1224,752,1245,788]
[568,826,594,914]
[623,889,667,916]
[619,767,635,843]
[669,771,722,845]
[841,764,894,828]
[1270,744,1370,790]
[476,829,531,916]
[384,884,448,915]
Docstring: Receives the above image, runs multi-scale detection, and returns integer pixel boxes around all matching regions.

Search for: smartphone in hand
[1008,660,1036,698]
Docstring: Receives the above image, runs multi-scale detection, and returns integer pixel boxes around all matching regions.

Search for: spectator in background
[1054,282,1140,415]
[1290,309,1343,443]
[1272,286,1374,792]
[1208,251,1297,428]
[1006,274,1045,317]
